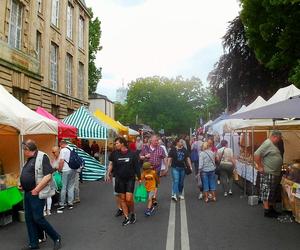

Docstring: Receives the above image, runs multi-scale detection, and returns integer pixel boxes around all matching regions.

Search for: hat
[22,141,37,151]
[142,162,152,170]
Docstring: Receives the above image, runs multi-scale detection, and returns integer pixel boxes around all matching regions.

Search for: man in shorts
[254,130,283,218]
[106,137,141,226]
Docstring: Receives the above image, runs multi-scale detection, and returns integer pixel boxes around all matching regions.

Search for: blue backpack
[190,148,199,162]
[66,147,84,170]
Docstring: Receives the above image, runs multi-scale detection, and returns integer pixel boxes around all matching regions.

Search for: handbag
[134,184,148,203]
[184,164,192,175]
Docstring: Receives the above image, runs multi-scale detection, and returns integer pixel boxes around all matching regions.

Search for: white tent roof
[232,105,247,115]
[0,85,58,135]
[243,96,266,111]
[128,127,139,136]
[266,84,300,105]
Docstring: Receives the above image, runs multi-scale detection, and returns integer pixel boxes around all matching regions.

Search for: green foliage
[88,8,102,94]
[115,76,220,134]
[240,0,300,86]
[208,16,288,111]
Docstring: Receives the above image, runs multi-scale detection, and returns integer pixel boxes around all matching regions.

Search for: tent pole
[243,129,247,197]
[104,139,108,169]
[251,127,255,195]
[19,135,24,171]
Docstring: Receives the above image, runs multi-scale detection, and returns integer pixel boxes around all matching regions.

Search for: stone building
[89,93,115,119]
[0,0,90,118]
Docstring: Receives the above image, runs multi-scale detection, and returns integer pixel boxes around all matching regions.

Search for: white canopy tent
[0,84,58,175]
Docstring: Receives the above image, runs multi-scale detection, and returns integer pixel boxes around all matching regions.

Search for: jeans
[171,167,185,195]
[201,171,216,192]
[60,169,76,206]
[74,172,80,200]
[24,192,60,248]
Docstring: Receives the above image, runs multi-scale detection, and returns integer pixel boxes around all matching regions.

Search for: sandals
[204,198,209,203]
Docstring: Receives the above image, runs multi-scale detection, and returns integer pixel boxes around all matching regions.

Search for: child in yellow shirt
[141,162,159,216]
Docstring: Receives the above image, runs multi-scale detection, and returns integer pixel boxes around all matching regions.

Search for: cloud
[86,0,240,100]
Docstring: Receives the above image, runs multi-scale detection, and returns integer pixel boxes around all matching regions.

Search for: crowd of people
[18,129,285,248]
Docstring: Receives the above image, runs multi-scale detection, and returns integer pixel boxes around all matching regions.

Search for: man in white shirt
[57,140,76,210]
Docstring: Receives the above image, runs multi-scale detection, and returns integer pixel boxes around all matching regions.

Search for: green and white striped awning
[63,106,107,139]
[68,143,106,181]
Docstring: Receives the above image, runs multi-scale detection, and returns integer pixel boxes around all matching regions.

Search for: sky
[85,0,241,101]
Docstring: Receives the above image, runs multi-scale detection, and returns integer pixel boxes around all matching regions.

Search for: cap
[142,162,152,170]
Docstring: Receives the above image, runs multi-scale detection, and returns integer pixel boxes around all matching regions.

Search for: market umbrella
[229,95,300,120]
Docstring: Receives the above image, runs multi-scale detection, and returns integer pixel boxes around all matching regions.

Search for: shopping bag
[134,184,148,203]
[53,172,62,191]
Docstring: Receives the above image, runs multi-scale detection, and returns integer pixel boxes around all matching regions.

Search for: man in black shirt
[107,137,141,226]
[20,140,61,250]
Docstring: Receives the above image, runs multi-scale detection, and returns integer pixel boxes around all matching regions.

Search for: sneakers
[229,190,233,195]
[145,209,151,217]
[115,208,123,217]
[198,192,203,200]
[67,205,74,210]
[73,199,80,204]
[57,206,65,211]
[178,195,185,200]
[47,210,51,216]
[53,238,62,250]
[224,192,228,197]
[130,213,136,224]
[122,216,130,226]
[38,231,47,244]
[171,195,178,202]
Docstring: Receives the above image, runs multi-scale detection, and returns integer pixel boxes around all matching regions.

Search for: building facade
[0,0,90,118]
[89,93,115,119]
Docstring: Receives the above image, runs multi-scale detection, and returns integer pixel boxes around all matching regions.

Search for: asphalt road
[1,174,300,250]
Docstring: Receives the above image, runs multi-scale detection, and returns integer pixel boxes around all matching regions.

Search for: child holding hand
[141,162,159,216]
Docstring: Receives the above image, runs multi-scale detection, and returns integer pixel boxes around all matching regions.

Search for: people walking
[141,162,159,216]
[168,138,192,201]
[254,130,283,218]
[20,140,61,250]
[57,140,76,211]
[191,136,203,199]
[199,142,217,203]
[106,137,141,226]
[217,140,236,197]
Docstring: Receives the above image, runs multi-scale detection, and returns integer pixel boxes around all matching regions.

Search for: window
[51,105,59,117]
[12,87,28,105]
[78,63,84,99]
[78,16,84,49]
[66,3,73,39]
[50,43,58,90]
[9,0,22,49]
[65,54,73,95]
[51,0,59,27]
[37,0,42,13]
[36,31,41,60]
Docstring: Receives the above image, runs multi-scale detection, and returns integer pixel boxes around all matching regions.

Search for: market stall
[0,85,58,215]
[63,106,108,180]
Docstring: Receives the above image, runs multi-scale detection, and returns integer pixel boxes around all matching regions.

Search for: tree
[88,8,102,94]
[208,16,288,112]
[115,76,220,134]
[240,0,300,86]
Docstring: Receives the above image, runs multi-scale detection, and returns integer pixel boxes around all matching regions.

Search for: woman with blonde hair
[199,142,217,202]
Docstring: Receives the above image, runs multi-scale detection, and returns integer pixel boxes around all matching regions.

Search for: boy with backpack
[141,162,159,216]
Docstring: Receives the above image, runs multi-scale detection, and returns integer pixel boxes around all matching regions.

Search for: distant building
[0,0,90,118]
[89,93,114,119]
[116,85,128,104]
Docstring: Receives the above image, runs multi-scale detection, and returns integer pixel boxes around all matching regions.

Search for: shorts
[115,177,136,194]
[147,190,155,199]
[259,173,281,203]
[112,177,118,196]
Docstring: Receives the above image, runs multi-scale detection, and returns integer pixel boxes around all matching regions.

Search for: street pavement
[1,174,300,250]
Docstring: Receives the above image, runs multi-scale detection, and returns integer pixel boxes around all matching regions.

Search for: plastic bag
[53,172,62,191]
[134,184,148,203]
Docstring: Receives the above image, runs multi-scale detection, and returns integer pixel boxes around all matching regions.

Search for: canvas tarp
[63,106,107,140]
[0,85,58,135]
[94,110,128,135]
[67,143,106,181]
[36,107,77,139]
